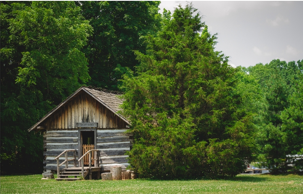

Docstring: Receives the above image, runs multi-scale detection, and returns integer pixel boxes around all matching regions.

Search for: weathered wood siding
[44,129,131,171]
[44,130,79,171]
[43,91,127,130]
[41,90,130,171]
[98,129,130,171]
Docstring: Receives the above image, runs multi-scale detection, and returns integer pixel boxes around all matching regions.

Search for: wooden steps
[55,167,102,181]
[56,168,86,181]
[54,149,102,181]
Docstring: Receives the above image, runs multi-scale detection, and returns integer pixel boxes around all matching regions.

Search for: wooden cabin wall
[44,130,79,171]
[41,91,130,171]
[43,91,127,130]
[97,129,131,171]
[43,129,131,171]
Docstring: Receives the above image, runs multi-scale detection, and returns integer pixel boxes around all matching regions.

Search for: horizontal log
[44,132,78,138]
[44,160,77,165]
[46,144,78,149]
[97,132,129,138]
[97,129,128,133]
[96,143,130,149]
[44,150,78,157]
[46,156,76,160]
[47,130,78,132]
[100,150,128,157]
[101,157,128,164]
[45,157,129,165]
[44,164,130,172]
[45,138,78,143]
[97,136,130,143]
[44,165,73,171]
[44,149,128,157]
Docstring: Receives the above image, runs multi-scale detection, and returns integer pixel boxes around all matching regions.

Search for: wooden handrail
[54,149,77,178]
[54,149,77,160]
[59,159,76,167]
[78,149,100,179]
[78,149,100,162]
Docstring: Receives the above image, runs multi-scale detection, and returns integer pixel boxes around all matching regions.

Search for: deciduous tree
[78,1,161,90]
[0,1,92,173]
[247,59,303,173]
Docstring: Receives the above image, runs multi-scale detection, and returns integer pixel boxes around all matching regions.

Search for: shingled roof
[28,86,129,132]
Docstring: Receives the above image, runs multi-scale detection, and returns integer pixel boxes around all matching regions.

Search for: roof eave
[28,87,130,132]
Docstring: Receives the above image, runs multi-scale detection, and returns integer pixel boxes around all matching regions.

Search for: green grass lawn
[0,174,302,193]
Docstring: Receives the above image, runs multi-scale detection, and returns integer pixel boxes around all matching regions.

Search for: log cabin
[28,86,131,180]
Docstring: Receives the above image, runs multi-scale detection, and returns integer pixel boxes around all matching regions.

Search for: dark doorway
[81,131,95,166]
[82,131,94,145]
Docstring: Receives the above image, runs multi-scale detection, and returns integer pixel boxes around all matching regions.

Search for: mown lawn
[0,174,302,193]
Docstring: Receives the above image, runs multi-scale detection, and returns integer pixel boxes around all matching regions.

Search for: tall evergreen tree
[121,5,255,179]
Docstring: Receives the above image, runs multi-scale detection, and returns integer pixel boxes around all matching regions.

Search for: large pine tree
[121,5,255,179]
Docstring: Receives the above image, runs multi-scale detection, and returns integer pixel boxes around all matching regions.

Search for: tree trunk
[125,170,131,180]
[111,166,122,180]
[121,170,131,180]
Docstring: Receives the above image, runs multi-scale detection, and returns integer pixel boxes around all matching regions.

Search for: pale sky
[159,1,303,67]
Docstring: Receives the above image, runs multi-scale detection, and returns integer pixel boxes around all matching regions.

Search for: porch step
[56,178,81,181]
[61,171,82,174]
[60,174,82,176]
[56,167,86,181]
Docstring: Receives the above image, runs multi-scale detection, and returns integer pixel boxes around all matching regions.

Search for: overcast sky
[159,1,303,67]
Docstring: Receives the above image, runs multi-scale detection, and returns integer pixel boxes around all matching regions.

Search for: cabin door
[80,131,95,166]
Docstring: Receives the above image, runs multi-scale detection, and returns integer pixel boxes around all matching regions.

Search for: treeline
[1,2,302,177]
[238,60,303,173]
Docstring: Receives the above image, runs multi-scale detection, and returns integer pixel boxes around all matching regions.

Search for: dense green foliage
[121,5,255,179]
[78,1,161,90]
[0,1,161,174]
[0,1,92,173]
[237,60,303,173]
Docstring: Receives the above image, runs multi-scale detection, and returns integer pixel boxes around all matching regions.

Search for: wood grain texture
[42,91,128,130]
[44,151,78,157]
[100,157,128,164]
[44,132,78,137]
[45,144,78,149]
[111,166,122,180]
[97,132,128,138]
[100,150,128,157]
[45,138,77,143]
[101,173,112,180]
[97,136,130,143]
[96,143,131,149]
